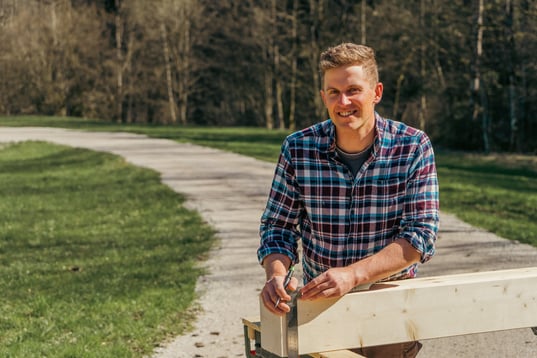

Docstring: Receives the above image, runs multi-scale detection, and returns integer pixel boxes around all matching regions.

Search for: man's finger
[262,287,285,314]
[286,276,299,292]
[300,274,326,297]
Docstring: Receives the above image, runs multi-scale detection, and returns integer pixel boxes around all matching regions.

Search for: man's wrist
[263,253,292,280]
[349,263,371,287]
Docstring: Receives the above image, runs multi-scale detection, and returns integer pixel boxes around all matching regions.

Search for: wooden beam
[260,299,288,355]
[260,267,537,356]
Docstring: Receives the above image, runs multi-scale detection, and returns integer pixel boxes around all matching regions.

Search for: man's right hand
[261,274,298,315]
[261,253,297,315]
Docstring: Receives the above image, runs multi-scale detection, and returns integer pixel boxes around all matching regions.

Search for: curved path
[1,127,536,357]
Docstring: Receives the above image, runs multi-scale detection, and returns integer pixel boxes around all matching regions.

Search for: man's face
[320,65,383,134]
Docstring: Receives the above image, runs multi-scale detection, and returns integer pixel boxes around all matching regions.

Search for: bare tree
[262,1,275,129]
[471,0,491,153]
[0,0,20,114]
[0,1,103,116]
[288,0,299,131]
[172,0,194,125]
[154,0,205,125]
[309,0,325,122]
[361,0,366,44]
[160,22,177,124]
[504,0,520,151]
[418,0,428,131]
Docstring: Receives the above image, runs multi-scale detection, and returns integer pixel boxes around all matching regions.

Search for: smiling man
[258,43,439,357]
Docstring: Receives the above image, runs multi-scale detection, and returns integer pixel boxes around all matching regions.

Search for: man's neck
[336,128,375,154]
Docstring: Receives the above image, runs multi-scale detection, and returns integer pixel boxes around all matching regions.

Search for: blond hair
[319,43,379,87]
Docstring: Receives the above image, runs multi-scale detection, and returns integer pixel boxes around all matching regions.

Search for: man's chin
[337,117,362,128]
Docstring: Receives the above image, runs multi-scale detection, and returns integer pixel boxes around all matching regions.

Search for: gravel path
[1,127,536,358]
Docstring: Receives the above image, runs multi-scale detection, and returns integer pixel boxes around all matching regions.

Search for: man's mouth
[337,110,357,118]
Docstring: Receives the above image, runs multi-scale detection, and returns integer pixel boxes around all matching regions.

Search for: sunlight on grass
[436,152,537,246]
[0,141,214,357]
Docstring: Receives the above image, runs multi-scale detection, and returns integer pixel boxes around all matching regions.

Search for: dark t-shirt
[335,144,373,176]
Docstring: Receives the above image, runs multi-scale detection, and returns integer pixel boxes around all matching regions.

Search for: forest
[1,0,536,152]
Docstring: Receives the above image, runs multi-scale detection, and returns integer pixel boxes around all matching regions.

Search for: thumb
[287,276,299,292]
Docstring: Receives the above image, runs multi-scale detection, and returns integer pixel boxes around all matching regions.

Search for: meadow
[0,139,214,356]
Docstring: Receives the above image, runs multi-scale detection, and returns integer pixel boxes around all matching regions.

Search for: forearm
[262,253,292,281]
[349,238,421,285]
[300,238,421,300]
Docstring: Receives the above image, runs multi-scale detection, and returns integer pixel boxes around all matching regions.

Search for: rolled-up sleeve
[257,141,302,265]
[398,134,439,263]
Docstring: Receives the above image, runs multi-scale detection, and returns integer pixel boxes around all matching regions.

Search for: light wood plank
[261,267,537,356]
[260,297,288,355]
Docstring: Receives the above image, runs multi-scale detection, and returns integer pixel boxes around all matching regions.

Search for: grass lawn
[436,152,537,246]
[0,141,214,357]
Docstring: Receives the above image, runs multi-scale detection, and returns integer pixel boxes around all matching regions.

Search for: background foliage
[1,0,536,152]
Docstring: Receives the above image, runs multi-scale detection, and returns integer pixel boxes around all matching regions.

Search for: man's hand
[261,253,298,315]
[261,275,299,315]
[299,239,421,300]
[299,266,358,300]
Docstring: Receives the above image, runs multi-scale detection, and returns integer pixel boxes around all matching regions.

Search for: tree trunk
[505,0,519,151]
[361,0,366,44]
[115,0,123,123]
[288,0,298,131]
[393,73,405,120]
[177,2,189,125]
[271,0,284,130]
[309,0,325,122]
[418,0,427,131]
[275,45,285,129]
[160,23,177,124]
[472,0,490,153]
[264,64,274,130]
[263,0,276,130]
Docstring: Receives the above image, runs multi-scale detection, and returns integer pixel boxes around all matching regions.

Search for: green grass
[0,141,214,357]
[436,152,537,246]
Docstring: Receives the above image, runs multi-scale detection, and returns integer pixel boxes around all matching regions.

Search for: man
[257,43,439,357]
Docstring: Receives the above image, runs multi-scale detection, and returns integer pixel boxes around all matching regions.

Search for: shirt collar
[324,112,386,154]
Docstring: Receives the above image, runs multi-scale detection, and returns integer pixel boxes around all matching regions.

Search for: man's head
[319,43,383,141]
[319,43,379,88]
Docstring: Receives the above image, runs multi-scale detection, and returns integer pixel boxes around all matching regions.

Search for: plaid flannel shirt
[258,113,439,283]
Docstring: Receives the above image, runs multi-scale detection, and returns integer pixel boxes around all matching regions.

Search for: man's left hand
[300,267,359,300]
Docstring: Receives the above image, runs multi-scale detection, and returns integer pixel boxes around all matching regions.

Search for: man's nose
[338,93,351,105]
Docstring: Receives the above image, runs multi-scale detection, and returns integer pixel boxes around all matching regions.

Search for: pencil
[274,265,295,308]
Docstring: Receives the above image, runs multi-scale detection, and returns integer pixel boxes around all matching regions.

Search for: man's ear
[373,82,383,104]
